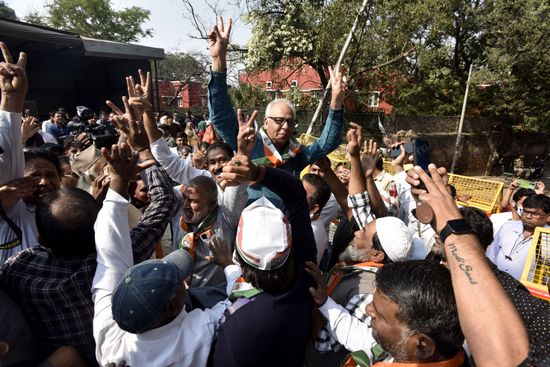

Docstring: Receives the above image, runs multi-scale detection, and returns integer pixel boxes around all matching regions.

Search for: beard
[183,207,209,224]
[372,326,411,362]
[339,245,370,263]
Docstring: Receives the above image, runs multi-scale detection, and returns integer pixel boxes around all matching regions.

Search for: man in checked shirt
[0,45,176,365]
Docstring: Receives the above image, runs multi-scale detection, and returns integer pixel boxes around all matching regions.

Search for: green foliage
[23,0,153,43]
[243,0,549,131]
[156,52,208,83]
[23,11,47,26]
[468,0,549,132]
[0,1,17,20]
[284,86,302,107]
[228,83,268,110]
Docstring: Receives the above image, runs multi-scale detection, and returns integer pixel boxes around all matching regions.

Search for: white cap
[236,197,292,270]
[375,217,413,262]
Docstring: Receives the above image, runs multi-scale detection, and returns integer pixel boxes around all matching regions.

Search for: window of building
[266,81,273,89]
[290,80,298,88]
[367,91,381,107]
[177,97,183,107]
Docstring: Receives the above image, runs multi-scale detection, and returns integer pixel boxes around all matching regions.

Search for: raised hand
[0,176,40,209]
[102,143,140,182]
[346,122,362,158]
[209,16,232,71]
[102,143,154,184]
[21,115,39,143]
[0,42,28,112]
[328,65,347,110]
[335,166,350,183]
[508,179,519,191]
[408,164,462,232]
[534,181,545,195]
[106,97,149,152]
[313,156,332,178]
[126,70,153,117]
[192,142,206,169]
[206,236,233,268]
[305,261,328,307]
[236,109,257,156]
[219,154,261,185]
[361,139,378,178]
[391,142,413,173]
[75,132,92,149]
[91,174,110,203]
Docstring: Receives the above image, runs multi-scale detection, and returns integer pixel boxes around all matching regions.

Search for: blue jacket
[208,70,345,205]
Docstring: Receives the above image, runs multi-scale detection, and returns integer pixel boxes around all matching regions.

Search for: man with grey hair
[208,17,346,205]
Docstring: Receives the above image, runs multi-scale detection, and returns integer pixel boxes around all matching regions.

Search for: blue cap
[111,250,194,334]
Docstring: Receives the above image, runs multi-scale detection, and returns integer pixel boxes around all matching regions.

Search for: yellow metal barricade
[297,134,349,164]
[383,160,396,175]
[520,227,550,302]
[447,174,503,214]
[297,134,318,146]
[382,159,413,175]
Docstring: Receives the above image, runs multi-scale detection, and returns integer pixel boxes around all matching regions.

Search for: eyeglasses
[267,116,297,127]
[522,209,546,218]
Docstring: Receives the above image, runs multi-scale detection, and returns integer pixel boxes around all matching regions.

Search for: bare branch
[181,0,210,39]
[348,46,417,79]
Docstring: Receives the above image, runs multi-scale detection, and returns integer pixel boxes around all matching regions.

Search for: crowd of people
[0,15,548,367]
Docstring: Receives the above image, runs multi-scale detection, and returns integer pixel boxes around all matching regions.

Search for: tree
[0,1,17,20]
[156,51,209,82]
[23,0,153,43]
[245,0,549,131]
[243,0,415,102]
[468,0,549,132]
[182,0,549,131]
[228,83,268,110]
[156,51,209,108]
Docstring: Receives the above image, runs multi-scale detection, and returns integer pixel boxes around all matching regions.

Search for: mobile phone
[518,179,535,190]
[390,142,413,158]
[413,139,430,170]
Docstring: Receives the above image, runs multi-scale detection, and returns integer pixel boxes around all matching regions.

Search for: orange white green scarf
[178,207,218,258]
[253,127,302,167]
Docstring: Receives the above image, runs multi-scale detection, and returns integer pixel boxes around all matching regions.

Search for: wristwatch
[439,219,473,243]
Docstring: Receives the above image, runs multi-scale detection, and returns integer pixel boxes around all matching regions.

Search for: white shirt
[319,194,341,231]
[0,201,38,264]
[41,119,52,133]
[319,297,376,355]
[92,189,240,366]
[486,221,547,280]
[311,218,329,264]
[394,171,437,255]
[0,111,39,264]
[39,130,58,144]
[374,170,394,193]
[489,211,515,235]
[150,137,211,184]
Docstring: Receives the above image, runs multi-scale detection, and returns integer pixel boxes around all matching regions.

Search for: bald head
[188,176,218,204]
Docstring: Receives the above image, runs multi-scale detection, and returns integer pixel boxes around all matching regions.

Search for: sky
[5,0,252,53]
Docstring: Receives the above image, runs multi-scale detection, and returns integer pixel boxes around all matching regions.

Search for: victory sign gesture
[0,42,28,112]
[209,16,232,71]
